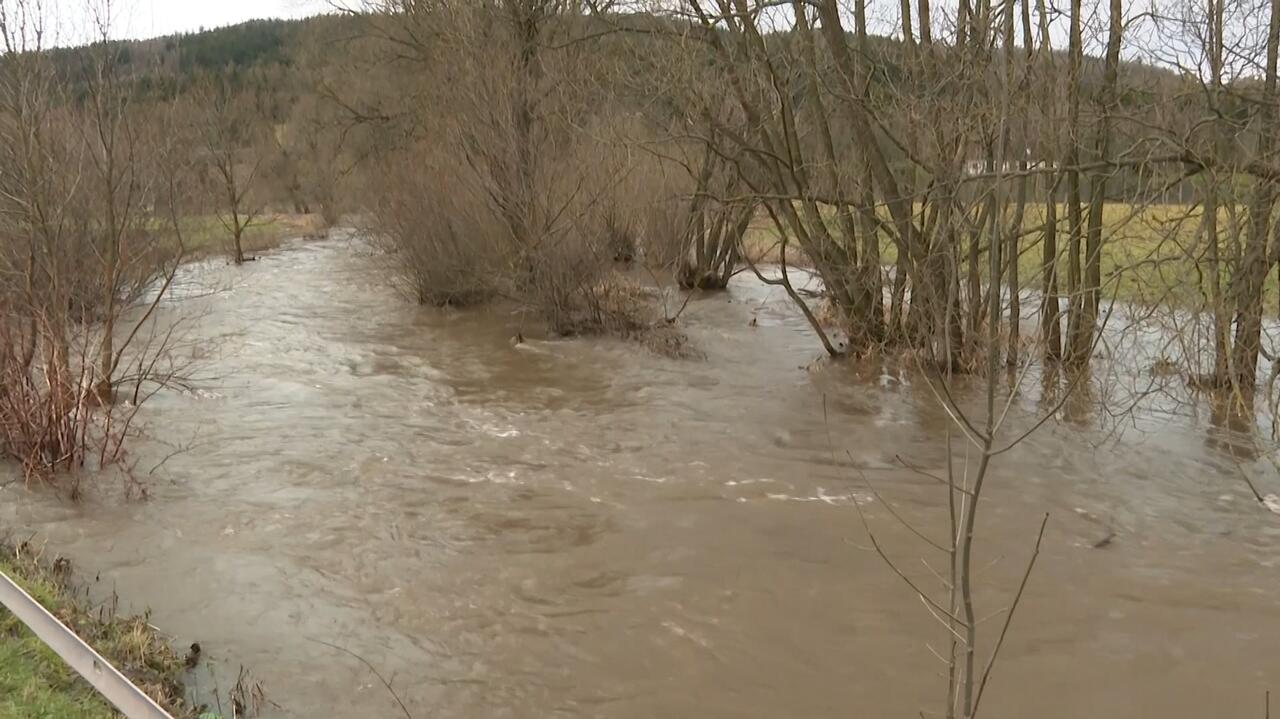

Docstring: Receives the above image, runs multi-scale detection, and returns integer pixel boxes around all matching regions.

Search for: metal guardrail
[0,569,175,719]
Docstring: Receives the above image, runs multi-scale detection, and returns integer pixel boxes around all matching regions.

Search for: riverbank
[0,540,193,718]
[178,213,329,262]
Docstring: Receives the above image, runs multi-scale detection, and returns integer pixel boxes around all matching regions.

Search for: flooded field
[3,234,1278,717]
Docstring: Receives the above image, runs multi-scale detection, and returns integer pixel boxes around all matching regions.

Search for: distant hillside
[44,14,360,95]
[42,11,1181,96]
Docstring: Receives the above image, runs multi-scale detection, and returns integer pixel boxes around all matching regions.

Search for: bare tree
[342,0,686,341]
[190,72,270,265]
[1229,0,1280,399]
[0,0,191,489]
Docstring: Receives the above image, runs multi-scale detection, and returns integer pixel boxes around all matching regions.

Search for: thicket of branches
[0,0,197,491]
[319,0,1280,415]
[588,1,1279,714]
[657,0,1280,409]
[337,1,679,340]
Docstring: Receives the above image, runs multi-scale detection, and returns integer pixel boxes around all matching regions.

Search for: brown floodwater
[3,234,1279,717]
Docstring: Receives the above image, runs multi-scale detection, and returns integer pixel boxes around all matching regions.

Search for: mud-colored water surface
[3,234,1278,717]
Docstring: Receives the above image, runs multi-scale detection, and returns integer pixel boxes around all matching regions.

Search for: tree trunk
[1206,0,1230,385]
[1042,174,1063,361]
[1063,0,1087,366]
[1230,0,1280,396]
[1006,0,1035,367]
[1076,0,1123,367]
[792,0,879,347]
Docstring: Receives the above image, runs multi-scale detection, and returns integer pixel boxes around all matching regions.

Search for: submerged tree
[0,0,191,488]
[343,0,687,340]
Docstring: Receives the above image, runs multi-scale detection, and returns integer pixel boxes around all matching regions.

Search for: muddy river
[3,234,1278,717]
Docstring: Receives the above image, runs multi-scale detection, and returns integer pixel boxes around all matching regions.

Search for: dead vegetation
[343,1,703,352]
[369,147,506,307]
[0,0,192,492]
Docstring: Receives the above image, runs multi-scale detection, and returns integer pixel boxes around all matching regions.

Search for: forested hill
[45,11,1180,98]
[45,14,361,93]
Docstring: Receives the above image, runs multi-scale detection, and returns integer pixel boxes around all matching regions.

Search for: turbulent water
[3,233,1279,717]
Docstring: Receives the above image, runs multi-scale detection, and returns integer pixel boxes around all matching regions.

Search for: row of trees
[0,0,349,486]
[6,0,1277,487]
[649,0,1280,400]
[336,0,1280,412]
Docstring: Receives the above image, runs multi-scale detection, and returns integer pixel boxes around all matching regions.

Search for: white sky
[114,0,327,39]
[19,0,331,46]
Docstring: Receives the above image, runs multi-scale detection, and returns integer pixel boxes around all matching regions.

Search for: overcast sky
[28,0,329,45]
[111,0,327,39]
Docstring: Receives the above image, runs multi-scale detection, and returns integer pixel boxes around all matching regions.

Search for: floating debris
[1263,494,1280,515]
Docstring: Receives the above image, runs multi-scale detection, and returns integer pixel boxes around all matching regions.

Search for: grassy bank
[176,213,328,261]
[742,202,1273,310]
[0,542,193,719]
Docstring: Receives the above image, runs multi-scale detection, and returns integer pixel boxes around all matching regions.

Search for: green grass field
[742,202,1269,309]
[173,213,326,260]
[0,563,115,719]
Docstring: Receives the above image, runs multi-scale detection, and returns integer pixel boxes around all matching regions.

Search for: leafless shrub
[0,0,194,495]
[0,309,92,482]
[344,0,697,350]
[554,276,697,357]
[603,202,638,263]
[634,182,691,270]
[369,146,505,306]
[622,140,751,290]
[677,200,751,291]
